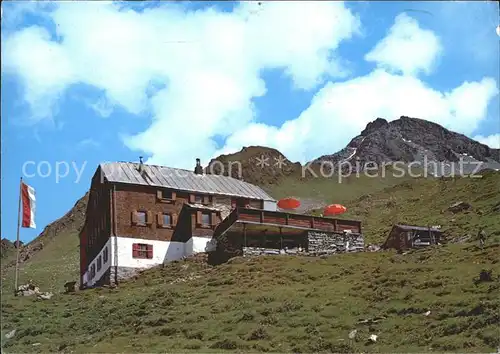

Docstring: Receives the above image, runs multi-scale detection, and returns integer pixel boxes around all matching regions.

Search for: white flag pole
[14,177,23,294]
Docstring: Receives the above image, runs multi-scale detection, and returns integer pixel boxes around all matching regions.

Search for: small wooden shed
[382,224,443,251]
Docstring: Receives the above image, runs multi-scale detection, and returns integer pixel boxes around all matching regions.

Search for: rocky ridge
[314,116,500,176]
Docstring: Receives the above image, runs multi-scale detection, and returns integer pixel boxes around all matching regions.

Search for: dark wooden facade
[80,165,269,286]
[382,224,443,251]
[215,207,362,237]
[172,205,225,242]
[209,207,363,263]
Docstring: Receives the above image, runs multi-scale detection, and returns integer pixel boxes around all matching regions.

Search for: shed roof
[393,224,442,233]
[100,162,275,201]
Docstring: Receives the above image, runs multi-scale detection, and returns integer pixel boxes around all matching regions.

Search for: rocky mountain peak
[361,117,389,136]
[313,116,500,176]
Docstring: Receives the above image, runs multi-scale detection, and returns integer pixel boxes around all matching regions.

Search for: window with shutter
[132,243,139,258]
[97,256,102,271]
[132,243,153,259]
[133,211,147,225]
[103,247,109,263]
[163,213,171,226]
[201,212,210,226]
[189,194,195,203]
[162,190,173,200]
[157,189,177,202]
[195,195,203,204]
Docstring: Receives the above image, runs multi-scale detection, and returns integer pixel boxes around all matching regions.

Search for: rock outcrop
[313,116,500,176]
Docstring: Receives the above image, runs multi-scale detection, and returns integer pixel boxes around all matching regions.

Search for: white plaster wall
[85,238,112,287]
[114,236,185,268]
[84,235,215,287]
[185,236,212,256]
[263,200,277,211]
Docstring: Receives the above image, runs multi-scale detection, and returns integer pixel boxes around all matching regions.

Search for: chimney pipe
[138,156,144,173]
[194,158,203,175]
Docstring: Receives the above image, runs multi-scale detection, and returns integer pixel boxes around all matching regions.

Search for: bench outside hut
[381,224,443,252]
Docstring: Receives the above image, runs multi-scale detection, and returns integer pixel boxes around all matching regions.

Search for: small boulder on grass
[447,201,471,213]
[5,329,16,339]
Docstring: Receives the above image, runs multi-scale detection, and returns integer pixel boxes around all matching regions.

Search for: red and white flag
[21,182,36,228]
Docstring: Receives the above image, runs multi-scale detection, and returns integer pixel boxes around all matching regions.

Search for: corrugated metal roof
[394,224,442,232]
[100,162,275,201]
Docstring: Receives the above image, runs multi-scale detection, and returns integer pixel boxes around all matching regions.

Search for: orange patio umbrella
[277,197,301,210]
[323,204,347,216]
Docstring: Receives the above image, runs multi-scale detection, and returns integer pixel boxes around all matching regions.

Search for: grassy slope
[1,243,499,352]
[1,172,499,352]
[1,193,87,294]
[312,171,500,245]
[265,169,416,203]
[1,231,80,294]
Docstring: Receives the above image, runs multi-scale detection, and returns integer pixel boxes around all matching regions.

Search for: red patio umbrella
[323,204,347,216]
[277,197,301,210]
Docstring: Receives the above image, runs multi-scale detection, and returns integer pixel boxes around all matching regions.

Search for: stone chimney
[194,158,203,175]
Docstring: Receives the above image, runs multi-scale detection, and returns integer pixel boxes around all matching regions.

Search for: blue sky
[1,1,499,243]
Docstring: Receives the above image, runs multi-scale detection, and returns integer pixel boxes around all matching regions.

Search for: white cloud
[2,26,75,122]
[364,13,442,76]
[1,3,498,169]
[77,138,101,149]
[2,1,361,167]
[473,134,500,149]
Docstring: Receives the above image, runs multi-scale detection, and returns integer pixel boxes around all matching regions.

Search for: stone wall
[109,266,143,284]
[240,231,364,258]
[243,247,306,256]
[307,231,364,255]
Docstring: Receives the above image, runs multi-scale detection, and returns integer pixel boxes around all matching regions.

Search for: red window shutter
[172,213,178,226]
[146,211,153,225]
[147,244,153,259]
[211,212,217,226]
[131,210,138,225]
[157,213,163,227]
[196,211,202,225]
[132,243,139,258]
[203,195,209,205]
[189,194,195,203]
